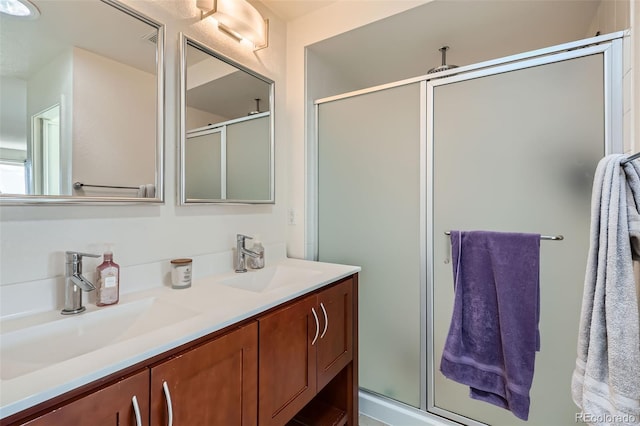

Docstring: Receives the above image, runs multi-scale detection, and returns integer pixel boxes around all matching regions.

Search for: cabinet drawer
[20,370,149,426]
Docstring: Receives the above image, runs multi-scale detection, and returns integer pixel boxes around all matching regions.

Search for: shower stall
[311,33,624,425]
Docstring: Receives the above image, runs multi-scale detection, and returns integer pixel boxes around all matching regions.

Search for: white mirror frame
[178,33,275,205]
[0,0,165,205]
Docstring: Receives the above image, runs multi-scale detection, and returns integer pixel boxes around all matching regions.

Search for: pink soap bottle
[96,249,120,306]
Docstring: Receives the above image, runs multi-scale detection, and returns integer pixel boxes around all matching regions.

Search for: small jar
[170,258,192,289]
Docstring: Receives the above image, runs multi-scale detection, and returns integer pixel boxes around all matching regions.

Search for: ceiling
[187,69,271,121]
[186,40,272,122]
[258,0,338,21]
[0,0,157,79]
[305,0,604,93]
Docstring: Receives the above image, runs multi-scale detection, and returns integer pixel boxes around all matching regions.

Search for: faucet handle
[236,234,253,242]
[65,251,101,262]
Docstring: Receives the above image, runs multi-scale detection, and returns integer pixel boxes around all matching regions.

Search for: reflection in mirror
[180,34,274,204]
[0,0,164,203]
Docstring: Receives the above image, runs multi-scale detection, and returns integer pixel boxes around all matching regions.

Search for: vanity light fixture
[196,0,268,50]
[0,0,39,18]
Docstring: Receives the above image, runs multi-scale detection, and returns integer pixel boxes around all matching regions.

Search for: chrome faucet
[62,251,100,315]
[235,234,260,273]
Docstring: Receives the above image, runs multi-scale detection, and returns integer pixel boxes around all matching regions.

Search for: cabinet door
[258,295,318,426]
[317,278,354,390]
[22,370,149,426]
[150,322,258,426]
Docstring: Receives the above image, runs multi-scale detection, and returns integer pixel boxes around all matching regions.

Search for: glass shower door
[317,82,423,407]
[429,51,609,425]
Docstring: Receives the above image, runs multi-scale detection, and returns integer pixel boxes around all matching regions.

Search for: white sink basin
[0,297,198,380]
[217,265,323,293]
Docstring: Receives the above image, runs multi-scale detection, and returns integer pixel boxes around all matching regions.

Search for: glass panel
[431,54,605,425]
[185,131,222,200]
[227,115,271,201]
[318,83,421,407]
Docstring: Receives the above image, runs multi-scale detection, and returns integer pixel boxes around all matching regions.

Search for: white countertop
[0,258,360,419]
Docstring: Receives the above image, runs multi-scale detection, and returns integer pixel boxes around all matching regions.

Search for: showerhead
[248,98,261,115]
[428,46,458,74]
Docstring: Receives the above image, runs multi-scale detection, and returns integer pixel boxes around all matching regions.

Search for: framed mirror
[0,0,164,204]
[179,34,274,205]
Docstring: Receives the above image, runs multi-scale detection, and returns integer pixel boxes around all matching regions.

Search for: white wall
[28,49,74,194]
[187,55,237,90]
[0,77,28,152]
[587,0,630,36]
[72,47,156,196]
[186,106,227,129]
[0,0,287,314]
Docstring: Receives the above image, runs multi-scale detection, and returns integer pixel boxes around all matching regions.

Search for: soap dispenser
[96,246,120,306]
[248,239,265,269]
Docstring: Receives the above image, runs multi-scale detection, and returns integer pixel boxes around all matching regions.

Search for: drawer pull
[320,303,328,339]
[311,307,320,345]
[162,381,174,426]
[132,395,142,426]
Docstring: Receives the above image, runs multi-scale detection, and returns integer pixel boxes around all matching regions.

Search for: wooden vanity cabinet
[258,295,318,425]
[4,274,358,426]
[150,322,258,426]
[258,277,355,426]
[316,278,353,391]
[20,370,149,426]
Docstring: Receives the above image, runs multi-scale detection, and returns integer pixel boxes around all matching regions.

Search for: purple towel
[440,230,541,421]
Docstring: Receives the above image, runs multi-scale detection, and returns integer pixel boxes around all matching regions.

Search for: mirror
[179,34,274,204]
[0,0,164,204]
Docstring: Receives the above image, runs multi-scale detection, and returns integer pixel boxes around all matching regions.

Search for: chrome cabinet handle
[311,307,319,345]
[162,381,174,426]
[320,302,328,339]
[132,395,142,426]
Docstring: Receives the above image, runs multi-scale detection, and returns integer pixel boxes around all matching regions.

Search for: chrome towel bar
[444,231,564,241]
[73,182,139,190]
[621,152,640,166]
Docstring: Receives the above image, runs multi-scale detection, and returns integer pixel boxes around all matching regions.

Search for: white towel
[572,154,640,424]
[136,185,146,198]
[144,183,156,198]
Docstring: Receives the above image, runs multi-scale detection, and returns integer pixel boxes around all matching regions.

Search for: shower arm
[439,46,449,66]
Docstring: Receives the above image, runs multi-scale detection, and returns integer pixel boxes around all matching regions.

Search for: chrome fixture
[248,98,261,115]
[196,0,269,50]
[73,182,139,190]
[62,251,100,315]
[621,151,640,165]
[444,231,564,241]
[428,46,458,74]
[235,234,260,273]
